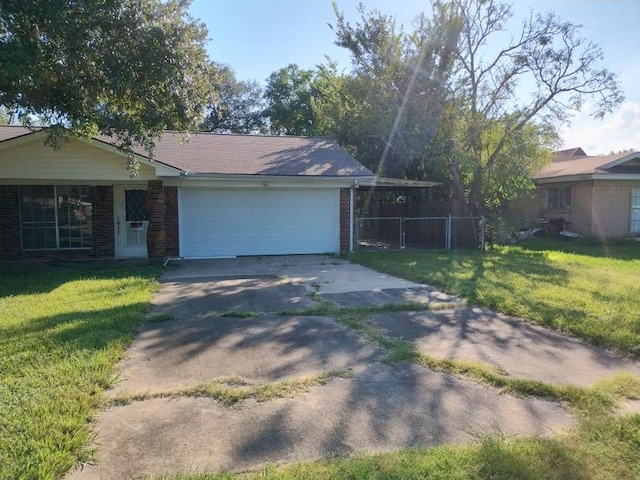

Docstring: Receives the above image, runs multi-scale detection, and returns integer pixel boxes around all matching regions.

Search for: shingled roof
[0,126,374,177]
[133,132,373,177]
[534,149,640,180]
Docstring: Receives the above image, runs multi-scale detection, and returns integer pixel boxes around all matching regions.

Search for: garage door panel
[180,188,340,257]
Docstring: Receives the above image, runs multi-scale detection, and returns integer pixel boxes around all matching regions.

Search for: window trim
[631,187,640,234]
[19,185,94,251]
[544,186,572,211]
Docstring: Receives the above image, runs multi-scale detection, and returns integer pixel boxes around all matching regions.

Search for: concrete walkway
[79,365,569,479]
[69,255,640,479]
[369,308,640,386]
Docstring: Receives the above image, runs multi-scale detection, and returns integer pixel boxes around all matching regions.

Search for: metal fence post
[447,214,452,250]
[401,218,406,249]
[480,216,486,250]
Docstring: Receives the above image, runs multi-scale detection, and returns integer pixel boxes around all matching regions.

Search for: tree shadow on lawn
[0,263,159,298]
[517,238,640,261]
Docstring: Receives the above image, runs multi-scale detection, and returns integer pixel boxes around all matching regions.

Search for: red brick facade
[145,180,166,263]
[164,186,179,257]
[0,184,351,260]
[339,188,351,252]
[92,185,115,258]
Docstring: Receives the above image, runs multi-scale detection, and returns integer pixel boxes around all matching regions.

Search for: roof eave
[167,172,375,181]
[77,137,183,176]
[598,152,640,169]
[534,172,640,183]
[0,128,47,151]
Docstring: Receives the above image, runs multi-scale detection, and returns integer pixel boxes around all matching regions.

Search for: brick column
[146,180,166,263]
[339,188,350,252]
[0,186,21,259]
[92,186,115,258]
[164,186,179,257]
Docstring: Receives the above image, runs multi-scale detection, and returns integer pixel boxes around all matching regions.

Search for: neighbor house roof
[533,148,640,181]
[0,126,374,178]
[554,147,587,158]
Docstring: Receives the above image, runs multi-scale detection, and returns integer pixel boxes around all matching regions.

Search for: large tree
[262,64,316,136]
[331,3,458,177]
[201,63,265,134]
[0,0,212,151]
[437,0,623,214]
[329,0,623,215]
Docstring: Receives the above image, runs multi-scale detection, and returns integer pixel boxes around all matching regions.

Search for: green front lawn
[2,241,639,480]
[351,239,640,355]
[0,264,160,479]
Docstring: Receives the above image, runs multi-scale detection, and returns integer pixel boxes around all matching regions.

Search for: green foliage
[328,2,459,177]
[436,0,622,214]
[0,0,212,151]
[202,63,266,134]
[0,265,160,479]
[351,240,640,354]
[263,64,316,135]
[312,0,623,213]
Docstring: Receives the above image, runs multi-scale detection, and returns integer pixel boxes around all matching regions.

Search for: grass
[304,302,640,417]
[3,241,640,480]
[0,264,160,480]
[110,368,354,407]
[350,238,640,354]
[159,414,640,479]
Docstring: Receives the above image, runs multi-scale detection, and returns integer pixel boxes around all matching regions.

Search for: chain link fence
[356,215,485,251]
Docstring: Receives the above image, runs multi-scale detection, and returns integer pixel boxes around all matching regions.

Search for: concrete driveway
[71,255,640,479]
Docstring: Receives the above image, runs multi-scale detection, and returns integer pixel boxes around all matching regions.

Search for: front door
[115,185,148,258]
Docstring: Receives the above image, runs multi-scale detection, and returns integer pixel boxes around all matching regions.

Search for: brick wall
[92,185,115,257]
[591,182,634,237]
[339,188,350,252]
[146,180,166,263]
[164,186,179,257]
[538,181,593,237]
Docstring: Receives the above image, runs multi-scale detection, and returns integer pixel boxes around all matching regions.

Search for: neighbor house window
[20,185,93,250]
[632,187,640,233]
[545,187,572,210]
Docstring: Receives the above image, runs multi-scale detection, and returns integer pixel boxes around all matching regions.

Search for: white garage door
[179,188,340,257]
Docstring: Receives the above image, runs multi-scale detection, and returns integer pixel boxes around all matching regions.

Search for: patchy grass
[279,301,437,318]
[0,264,160,480]
[218,310,262,318]
[159,413,640,479]
[146,313,177,323]
[109,369,355,407]
[322,305,638,417]
[350,239,640,354]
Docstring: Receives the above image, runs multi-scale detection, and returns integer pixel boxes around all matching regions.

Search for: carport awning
[358,176,441,189]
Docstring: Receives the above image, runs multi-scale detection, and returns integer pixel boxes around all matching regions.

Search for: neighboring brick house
[0,126,380,261]
[511,147,640,237]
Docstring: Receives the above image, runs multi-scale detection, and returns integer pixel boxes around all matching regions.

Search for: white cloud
[559,101,640,155]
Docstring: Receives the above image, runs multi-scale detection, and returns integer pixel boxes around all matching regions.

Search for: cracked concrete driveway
[70,255,640,479]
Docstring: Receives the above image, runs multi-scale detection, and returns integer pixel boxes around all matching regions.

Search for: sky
[190,0,640,155]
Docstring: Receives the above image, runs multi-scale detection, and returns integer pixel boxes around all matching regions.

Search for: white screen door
[115,185,148,258]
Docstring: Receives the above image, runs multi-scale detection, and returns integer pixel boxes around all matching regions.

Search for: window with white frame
[545,186,572,210]
[632,187,640,233]
[20,185,93,250]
